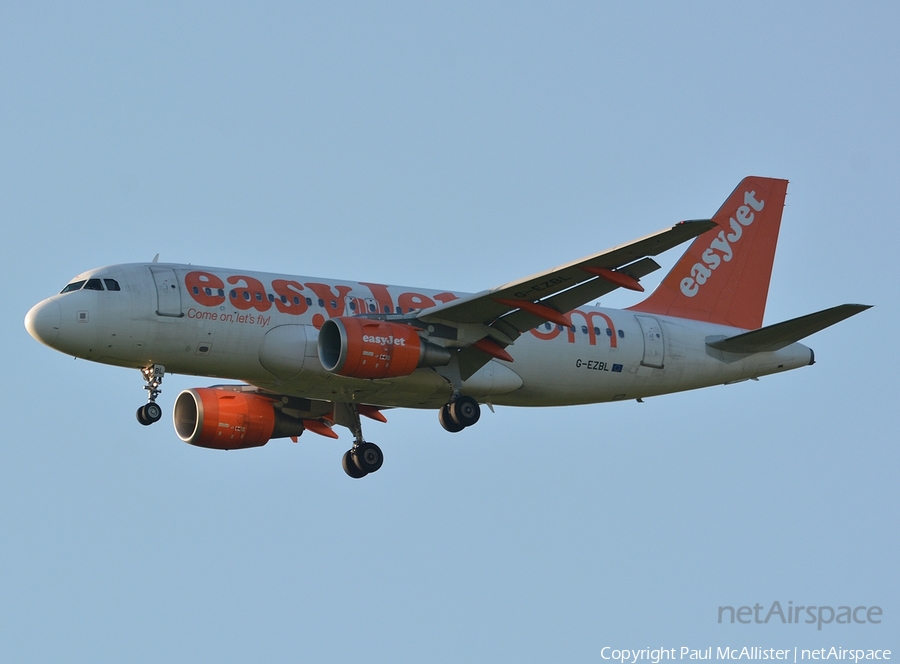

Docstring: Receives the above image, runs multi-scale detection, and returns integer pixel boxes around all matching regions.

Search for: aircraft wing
[411,219,716,377]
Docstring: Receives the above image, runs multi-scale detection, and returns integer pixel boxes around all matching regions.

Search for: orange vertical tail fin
[629,176,788,330]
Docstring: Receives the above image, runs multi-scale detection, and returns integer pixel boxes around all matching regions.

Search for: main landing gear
[342,442,384,479]
[337,403,385,479]
[136,364,165,426]
[439,395,481,433]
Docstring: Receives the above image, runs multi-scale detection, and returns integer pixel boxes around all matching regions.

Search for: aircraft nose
[25,299,61,347]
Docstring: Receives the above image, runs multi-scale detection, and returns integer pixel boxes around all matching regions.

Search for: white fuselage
[26,263,814,409]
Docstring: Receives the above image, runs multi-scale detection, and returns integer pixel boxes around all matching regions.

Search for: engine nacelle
[173,388,277,450]
[318,317,451,379]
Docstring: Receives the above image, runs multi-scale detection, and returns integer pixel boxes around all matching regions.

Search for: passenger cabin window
[60,280,86,293]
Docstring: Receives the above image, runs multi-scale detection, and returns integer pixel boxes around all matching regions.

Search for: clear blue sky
[2,3,897,662]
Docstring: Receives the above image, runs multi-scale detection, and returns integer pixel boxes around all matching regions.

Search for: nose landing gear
[136,364,165,426]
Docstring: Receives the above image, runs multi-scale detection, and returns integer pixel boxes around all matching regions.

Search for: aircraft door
[635,315,665,368]
[149,266,184,317]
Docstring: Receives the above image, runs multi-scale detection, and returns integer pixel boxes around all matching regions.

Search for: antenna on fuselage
[151,254,159,263]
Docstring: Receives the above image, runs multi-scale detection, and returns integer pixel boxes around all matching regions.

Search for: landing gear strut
[336,403,384,479]
[439,395,481,432]
[136,364,165,426]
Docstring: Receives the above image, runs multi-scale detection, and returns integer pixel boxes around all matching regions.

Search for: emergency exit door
[635,315,665,368]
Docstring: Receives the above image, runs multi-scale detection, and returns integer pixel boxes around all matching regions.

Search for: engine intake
[173,388,302,450]
[318,318,451,379]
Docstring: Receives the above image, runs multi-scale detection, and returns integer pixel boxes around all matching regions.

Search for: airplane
[25,176,870,478]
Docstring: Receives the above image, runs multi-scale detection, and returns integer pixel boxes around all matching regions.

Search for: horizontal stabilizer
[706,304,872,354]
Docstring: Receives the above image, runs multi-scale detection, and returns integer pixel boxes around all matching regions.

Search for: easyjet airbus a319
[26,177,869,478]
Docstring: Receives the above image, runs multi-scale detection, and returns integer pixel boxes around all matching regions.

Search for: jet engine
[173,388,304,450]
[318,318,451,379]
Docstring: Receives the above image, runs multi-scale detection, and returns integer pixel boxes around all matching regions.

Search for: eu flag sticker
[612,364,623,373]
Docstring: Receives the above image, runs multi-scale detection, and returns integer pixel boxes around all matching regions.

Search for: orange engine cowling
[318,317,451,379]
[173,388,276,450]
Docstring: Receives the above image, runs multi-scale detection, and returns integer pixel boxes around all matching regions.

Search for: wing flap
[498,257,662,336]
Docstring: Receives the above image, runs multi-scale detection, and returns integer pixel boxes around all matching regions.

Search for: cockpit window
[59,277,121,294]
[60,280,86,294]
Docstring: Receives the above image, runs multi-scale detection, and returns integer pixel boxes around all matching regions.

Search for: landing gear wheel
[352,442,384,474]
[439,404,465,433]
[136,405,151,426]
[144,402,162,423]
[450,396,481,428]
[137,403,162,425]
[342,450,368,479]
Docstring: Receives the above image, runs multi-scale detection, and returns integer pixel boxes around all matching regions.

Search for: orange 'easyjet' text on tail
[629,176,788,330]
